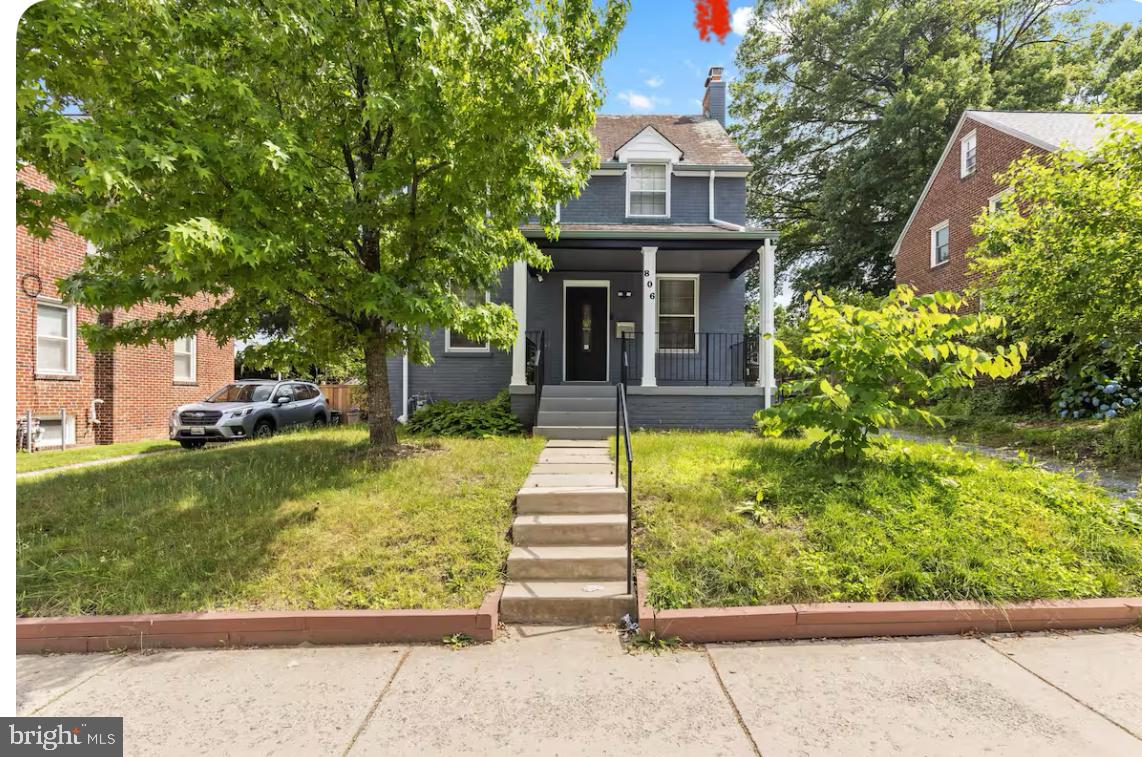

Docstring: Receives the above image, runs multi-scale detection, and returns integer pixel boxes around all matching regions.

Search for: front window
[207,383,274,403]
[960,131,977,177]
[657,275,698,351]
[174,334,196,382]
[446,289,491,352]
[627,163,668,217]
[36,301,76,375]
[931,222,950,266]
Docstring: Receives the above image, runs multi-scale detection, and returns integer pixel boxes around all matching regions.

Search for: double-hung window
[657,275,699,351]
[627,163,669,217]
[930,221,950,267]
[174,334,197,382]
[446,289,490,353]
[36,301,76,375]
[960,131,977,177]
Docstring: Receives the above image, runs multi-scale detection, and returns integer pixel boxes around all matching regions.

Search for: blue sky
[599,0,1142,115]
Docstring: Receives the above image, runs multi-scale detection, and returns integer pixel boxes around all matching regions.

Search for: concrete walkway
[15,449,177,479]
[17,627,1142,756]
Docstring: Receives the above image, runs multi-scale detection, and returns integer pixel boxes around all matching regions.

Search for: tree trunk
[364,330,398,449]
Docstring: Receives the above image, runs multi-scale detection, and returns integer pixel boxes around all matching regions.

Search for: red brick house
[893,110,1142,298]
[17,168,234,448]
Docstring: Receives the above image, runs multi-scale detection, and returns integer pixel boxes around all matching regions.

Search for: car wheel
[179,440,206,450]
[312,413,328,428]
[253,420,275,439]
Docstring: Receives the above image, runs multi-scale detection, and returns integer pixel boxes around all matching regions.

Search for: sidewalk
[16,626,1142,756]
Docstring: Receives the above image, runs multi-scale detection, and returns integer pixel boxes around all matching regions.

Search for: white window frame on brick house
[930,221,950,267]
[656,274,700,352]
[988,188,1012,213]
[445,289,491,354]
[174,334,197,383]
[626,162,671,219]
[35,299,77,376]
[960,130,977,177]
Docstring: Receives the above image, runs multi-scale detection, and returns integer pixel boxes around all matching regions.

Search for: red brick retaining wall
[17,588,503,654]
[636,572,1141,642]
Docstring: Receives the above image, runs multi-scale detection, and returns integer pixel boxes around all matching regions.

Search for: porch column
[757,238,776,407]
[510,259,528,387]
[641,246,657,387]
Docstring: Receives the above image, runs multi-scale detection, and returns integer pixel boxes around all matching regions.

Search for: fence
[318,384,363,415]
[620,332,759,386]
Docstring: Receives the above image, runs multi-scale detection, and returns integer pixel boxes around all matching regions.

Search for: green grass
[17,439,179,473]
[629,431,1142,610]
[16,427,543,616]
[915,412,1142,470]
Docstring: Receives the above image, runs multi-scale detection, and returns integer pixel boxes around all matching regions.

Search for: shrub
[757,287,1024,461]
[1054,372,1141,421]
[405,390,522,438]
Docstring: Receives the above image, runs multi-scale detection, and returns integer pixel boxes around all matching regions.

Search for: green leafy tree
[970,118,1142,383]
[732,0,1133,300]
[757,287,1024,461]
[17,0,627,449]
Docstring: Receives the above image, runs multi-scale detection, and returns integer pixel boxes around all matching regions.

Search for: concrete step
[545,440,610,448]
[500,580,635,625]
[542,384,616,398]
[533,426,611,440]
[537,411,615,428]
[540,397,617,412]
[537,450,613,465]
[531,462,614,475]
[523,473,615,489]
[507,546,627,580]
[513,513,628,545]
[516,486,627,514]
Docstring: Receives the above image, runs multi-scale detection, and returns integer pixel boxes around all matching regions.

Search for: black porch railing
[620,332,759,386]
[525,330,547,409]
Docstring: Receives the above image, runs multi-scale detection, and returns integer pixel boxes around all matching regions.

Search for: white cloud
[616,91,670,112]
[645,75,664,89]
[732,6,755,36]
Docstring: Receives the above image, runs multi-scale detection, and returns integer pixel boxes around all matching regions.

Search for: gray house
[388,67,777,437]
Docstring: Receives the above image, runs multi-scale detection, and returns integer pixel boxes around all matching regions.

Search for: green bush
[758,287,1024,460]
[406,390,522,438]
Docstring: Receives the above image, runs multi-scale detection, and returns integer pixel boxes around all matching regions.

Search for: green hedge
[406,390,523,438]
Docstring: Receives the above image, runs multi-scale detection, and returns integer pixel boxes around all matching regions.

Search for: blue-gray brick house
[388,67,777,435]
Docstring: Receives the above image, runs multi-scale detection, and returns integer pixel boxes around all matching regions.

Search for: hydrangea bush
[1055,375,1140,420]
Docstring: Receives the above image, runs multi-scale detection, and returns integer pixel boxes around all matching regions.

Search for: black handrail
[525,329,547,421]
[615,381,633,595]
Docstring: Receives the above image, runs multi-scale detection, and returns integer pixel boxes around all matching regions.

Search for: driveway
[16,627,1142,756]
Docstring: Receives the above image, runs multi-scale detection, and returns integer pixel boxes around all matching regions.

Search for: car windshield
[206,383,274,403]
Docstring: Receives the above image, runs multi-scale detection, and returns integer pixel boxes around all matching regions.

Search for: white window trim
[988,188,1012,213]
[174,333,197,382]
[930,221,950,268]
[445,290,492,354]
[625,161,671,219]
[35,298,77,376]
[960,130,977,177]
[656,274,700,353]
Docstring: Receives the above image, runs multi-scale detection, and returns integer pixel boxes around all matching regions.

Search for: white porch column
[641,246,657,387]
[758,238,776,407]
[510,259,528,387]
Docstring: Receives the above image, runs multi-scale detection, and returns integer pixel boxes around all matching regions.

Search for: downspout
[708,169,744,231]
[398,353,409,423]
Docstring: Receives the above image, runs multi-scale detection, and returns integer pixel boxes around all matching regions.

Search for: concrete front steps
[532,384,616,440]
[501,439,634,625]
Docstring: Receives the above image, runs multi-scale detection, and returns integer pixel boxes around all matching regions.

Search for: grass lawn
[17,439,179,474]
[630,431,1142,611]
[906,412,1142,470]
[17,427,543,616]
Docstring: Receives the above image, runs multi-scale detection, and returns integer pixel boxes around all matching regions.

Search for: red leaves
[694,0,731,43]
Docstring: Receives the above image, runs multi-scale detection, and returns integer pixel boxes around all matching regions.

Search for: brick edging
[17,589,503,654]
[637,573,1142,643]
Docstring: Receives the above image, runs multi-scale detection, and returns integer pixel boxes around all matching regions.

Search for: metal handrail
[615,381,633,595]
[535,330,546,410]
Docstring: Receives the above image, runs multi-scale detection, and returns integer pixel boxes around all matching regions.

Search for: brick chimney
[702,66,726,127]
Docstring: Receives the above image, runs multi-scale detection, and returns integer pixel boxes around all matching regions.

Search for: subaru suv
[170,380,330,449]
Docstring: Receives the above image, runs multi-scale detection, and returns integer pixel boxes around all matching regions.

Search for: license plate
[190,427,205,435]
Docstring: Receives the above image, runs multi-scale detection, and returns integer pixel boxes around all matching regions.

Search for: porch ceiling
[542,247,755,275]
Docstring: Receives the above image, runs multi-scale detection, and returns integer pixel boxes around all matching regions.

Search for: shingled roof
[593,115,751,167]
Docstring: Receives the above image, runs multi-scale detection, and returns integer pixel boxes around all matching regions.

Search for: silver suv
[170,380,330,449]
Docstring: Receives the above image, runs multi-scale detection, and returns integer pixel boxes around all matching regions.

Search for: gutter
[708,169,744,231]
[522,227,775,241]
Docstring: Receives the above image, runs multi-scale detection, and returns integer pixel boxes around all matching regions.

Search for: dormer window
[627,163,669,218]
[960,130,977,177]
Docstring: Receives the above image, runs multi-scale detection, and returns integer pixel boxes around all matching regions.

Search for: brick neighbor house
[16,167,235,448]
[892,110,1142,298]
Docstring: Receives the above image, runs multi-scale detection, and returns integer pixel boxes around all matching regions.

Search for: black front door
[565,286,608,381]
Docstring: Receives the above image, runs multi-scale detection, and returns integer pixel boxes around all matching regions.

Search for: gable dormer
[613,125,683,163]
[613,126,682,219]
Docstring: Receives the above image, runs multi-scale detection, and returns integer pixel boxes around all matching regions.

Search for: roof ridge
[966,109,1142,115]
